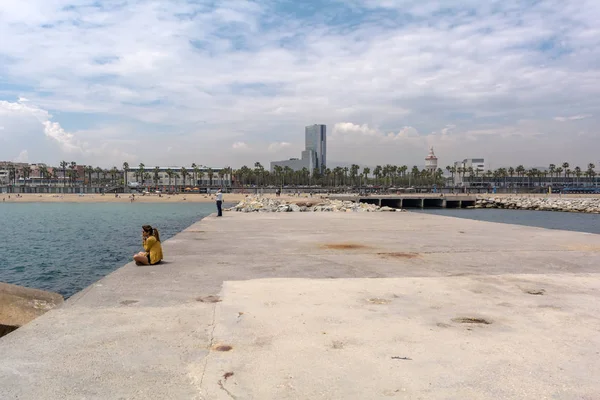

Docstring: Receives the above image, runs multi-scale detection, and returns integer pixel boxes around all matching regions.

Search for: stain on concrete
[523,288,545,295]
[452,317,492,325]
[367,298,391,304]
[322,243,370,250]
[377,252,419,259]
[196,295,221,303]
[213,344,233,352]
[119,300,139,305]
[332,340,344,349]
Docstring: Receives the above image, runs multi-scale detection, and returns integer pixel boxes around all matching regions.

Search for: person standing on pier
[216,188,223,217]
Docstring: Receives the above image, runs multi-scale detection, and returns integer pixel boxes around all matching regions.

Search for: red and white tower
[425,147,438,173]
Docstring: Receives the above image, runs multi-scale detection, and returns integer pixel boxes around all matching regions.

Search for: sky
[0,0,599,170]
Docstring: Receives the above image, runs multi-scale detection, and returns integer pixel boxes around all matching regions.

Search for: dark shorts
[147,254,151,264]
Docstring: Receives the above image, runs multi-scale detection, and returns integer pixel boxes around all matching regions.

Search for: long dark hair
[142,225,160,242]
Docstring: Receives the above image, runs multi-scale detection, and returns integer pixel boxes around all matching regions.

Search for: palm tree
[191,163,199,186]
[110,167,119,185]
[218,169,225,187]
[181,167,188,188]
[254,162,264,187]
[273,165,283,187]
[166,168,174,188]
[85,165,94,187]
[373,165,382,185]
[154,167,160,187]
[39,166,48,186]
[21,165,31,186]
[562,162,569,180]
[69,162,77,186]
[362,167,370,187]
[445,165,454,183]
[555,167,563,184]
[93,167,101,186]
[587,163,596,186]
[138,163,145,185]
[516,165,525,187]
[350,164,360,186]
[122,162,129,189]
[60,160,68,187]
[574,166,582,186]
[207,168,214,186]
[548,164,556,185]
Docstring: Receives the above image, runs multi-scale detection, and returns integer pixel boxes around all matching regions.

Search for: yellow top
[143,236,163,265]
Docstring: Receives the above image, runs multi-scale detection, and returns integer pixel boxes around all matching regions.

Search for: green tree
[122,162,129,189]
[154,167,160,186]
[562,162,569,180]
[373,165,382,185]
[181,167,188,188]
[166,168,174,188]
[138,163,145,185]
[574,166,582,186]
[207,168,214,186]
[60,160,68,187]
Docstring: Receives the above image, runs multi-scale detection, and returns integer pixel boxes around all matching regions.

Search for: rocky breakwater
[228,197,403,213]
[475,197,600,213]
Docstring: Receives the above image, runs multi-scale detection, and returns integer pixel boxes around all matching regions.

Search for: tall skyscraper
[270,124,327,175]
[305,124,326,173]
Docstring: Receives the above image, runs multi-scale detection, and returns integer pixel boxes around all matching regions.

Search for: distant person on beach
[216,188,223,217]
[133,225,163,265]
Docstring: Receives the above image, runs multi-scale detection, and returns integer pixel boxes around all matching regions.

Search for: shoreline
[0,193,304,204]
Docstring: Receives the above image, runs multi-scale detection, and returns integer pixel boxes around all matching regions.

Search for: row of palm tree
[235,163,445,187]
[446,163,597,187]
[3,160,598,189]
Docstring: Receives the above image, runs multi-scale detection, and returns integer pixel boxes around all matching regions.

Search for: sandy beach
[0,192,310,204]
[1,192,598,204]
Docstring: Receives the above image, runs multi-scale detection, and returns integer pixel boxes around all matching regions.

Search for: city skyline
[1,1,599,168]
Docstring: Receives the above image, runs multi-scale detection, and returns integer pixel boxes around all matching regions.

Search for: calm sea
[414,209,600,235]
[0,203,217,298]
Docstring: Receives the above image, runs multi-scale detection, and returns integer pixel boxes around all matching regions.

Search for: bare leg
[133,252,149,265]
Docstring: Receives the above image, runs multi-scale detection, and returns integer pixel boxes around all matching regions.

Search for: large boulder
[0,282,64,338]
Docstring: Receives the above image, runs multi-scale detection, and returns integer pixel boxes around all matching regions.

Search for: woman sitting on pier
[133,225,163,265]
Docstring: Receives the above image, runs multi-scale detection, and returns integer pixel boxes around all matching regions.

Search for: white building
[453,158,486,186]
[425,147,438,173]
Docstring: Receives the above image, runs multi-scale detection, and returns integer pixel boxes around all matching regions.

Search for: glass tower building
[304,124,327,173]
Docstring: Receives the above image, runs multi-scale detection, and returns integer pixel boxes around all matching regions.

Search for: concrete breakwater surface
[477,196,600,213]
[1,212,599,399]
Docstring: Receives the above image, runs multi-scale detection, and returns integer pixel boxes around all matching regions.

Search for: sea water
[0,203,216,298]
[414,208,600,235]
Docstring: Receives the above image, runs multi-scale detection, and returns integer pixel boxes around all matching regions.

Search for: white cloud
[15,150,29,163]
[267,142,291,152]
[1,0,600,167]
[553,115,592,122]
[232,141,249,150]
[0,99,83,153]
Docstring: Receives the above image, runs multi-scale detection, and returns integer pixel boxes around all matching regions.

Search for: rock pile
[228,197,403,213]
[475,197,600,213]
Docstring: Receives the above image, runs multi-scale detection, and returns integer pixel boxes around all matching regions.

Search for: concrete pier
[330,194,477,209]
[1,212,599,399]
